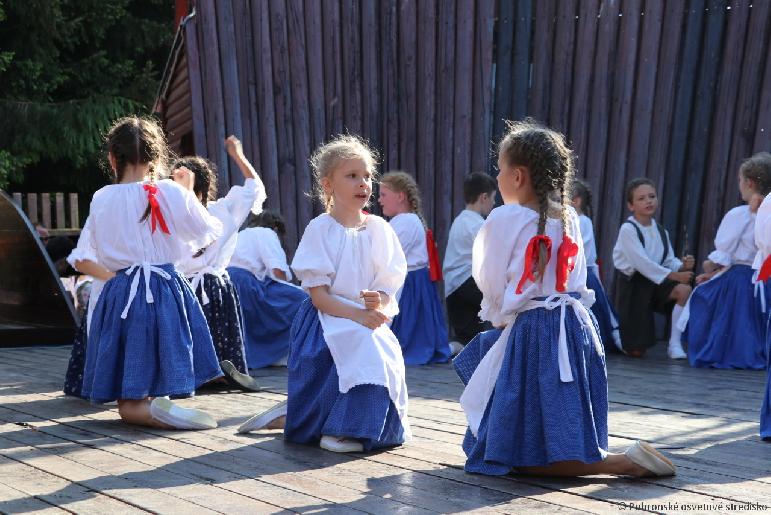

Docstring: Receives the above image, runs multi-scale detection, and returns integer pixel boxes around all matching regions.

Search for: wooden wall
[174,0,771,286]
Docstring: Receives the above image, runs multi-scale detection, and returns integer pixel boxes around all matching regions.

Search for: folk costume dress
[178,177,266,374]
[388,213,451,365]
[69,180,224,403]
[285,214,410,451]
[753,194,771,440]
[454,205,607,474]
[228,226,308,369]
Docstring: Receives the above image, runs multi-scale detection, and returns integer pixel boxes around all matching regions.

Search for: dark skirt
[284,299,406,451]
[586,267,622,353]
[63,310,88,398]
[615,272,677,352]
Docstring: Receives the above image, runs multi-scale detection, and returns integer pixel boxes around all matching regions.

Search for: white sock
[669,304,684,348]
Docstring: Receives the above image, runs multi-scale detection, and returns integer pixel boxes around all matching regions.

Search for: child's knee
[674,284,691,303]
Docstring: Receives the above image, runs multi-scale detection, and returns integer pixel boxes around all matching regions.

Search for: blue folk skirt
[685,265,768,370]
[586,266,622,353]
[227,267,308,369]
[453,304,609,474]
[80,264,222,403]
[192,272,249,373]
[284,299,406,451]
[390,267,451,365]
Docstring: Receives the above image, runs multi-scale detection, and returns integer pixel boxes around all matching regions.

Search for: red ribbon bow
[555,234,579,292]
[426,229,443,282]
[143,183,170,234]
[759,255,771,282]
[516,235,552,294]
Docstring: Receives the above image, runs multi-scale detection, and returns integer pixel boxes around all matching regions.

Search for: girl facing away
[753,159,771,440]
[679,153,771,369]
[454,119,675,477]
[174,136,267,390]
[227,209,309,369]
[68,116,224,430]
[571,179,623,353]
[238,135,410,453]
[378,171,451,365]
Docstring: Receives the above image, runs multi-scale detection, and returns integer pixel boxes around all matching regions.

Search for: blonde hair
[309,134,379,211]
[380,171,426,227]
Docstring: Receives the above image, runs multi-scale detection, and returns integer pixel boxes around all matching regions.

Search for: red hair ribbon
[426,229,443,282]
[555,234,579,292]
[516,235,552,294]
[143,183,170,234]
[759,255,771,282]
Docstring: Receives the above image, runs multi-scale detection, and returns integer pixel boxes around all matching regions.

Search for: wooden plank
[269,0,299,252]
[40,192,51,229]
[0,481,67,514]
[304,0,327,158]
[646,0,687,195]
[511,0,532,121]
[12,192,21,208]
[53,193,64,230]
[434,0,456,253]
[491,0,515,147]
[184,15,207,157]
[67,193,78,229]
[287,0,314,251]
[398,0,418,177]
[625,0,665,181]
[753,32,771,153]
[215,0,244,188]
[567,0,599,177]
[453,0,474,214]
[340,0,362,135]
[417,0,437,228]
[252,0,281,213]
[26,192,38,224]
[360,0,380,182]
[471,0,495,176]
[322,0,344,138]
[547,0,577,134]
[380,0,398,172]
[232,0,259,172]
[527,0,556,122]
[698,1,751,261]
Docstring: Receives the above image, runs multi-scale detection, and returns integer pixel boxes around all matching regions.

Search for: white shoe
[625,440,676,476]
[668,342,687,359]
[149,398,217,430]
[237,400,288,433]
[449,341,464,357]
[320,435,364,453]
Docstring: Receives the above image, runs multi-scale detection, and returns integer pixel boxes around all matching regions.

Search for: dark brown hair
[625,177,656,204]
[172,156,218,206]
[498,119,574,280]
[245,210,286,236]
[740,152,771,196]
[571,178,593,218]
[463,172,497,204]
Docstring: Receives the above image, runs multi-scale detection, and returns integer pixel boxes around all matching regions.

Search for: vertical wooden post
[55,193,65,229]
[12,192,22,208]
[41,193,51,229]
[69,193,79,228]
[27,193,38,224]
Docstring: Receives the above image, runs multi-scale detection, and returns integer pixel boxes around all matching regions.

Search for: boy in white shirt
[443,172,498,351]
[613,178,695,359]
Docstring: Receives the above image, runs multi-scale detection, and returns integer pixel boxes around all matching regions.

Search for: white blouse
[612,217,682,284]
[67,179,222,271]
[579,214,598,266]
[230,227,292,281]
[472,204,592,328]
[389,213,428,270]
[708,205,757,267]
[178,177,265,277]
[443,209,485,297]
[755,193,771,269]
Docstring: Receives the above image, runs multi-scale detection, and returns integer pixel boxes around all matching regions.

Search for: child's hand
[173,167,195,191]
[360,290,382,310]
[750,193,764,213]
[669,271,694,284]
[354,308,390,330]
[680,255,695,271]
[225,135,243,158]
[695,271,716,285]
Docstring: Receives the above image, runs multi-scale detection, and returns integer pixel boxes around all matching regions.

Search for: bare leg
[669,283,692,306]
[516,453,651,477]
[117,399,174,429]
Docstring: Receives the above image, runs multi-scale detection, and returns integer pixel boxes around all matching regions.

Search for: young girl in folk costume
[228,210,308,368]
[753,170,771,440]
[680,153,771,369]
[571,179,623,353]
[238,135,410,453]
[175,137,266,390]
[454,120,675,477]
[69,116,224,429]
[378,171,451,365]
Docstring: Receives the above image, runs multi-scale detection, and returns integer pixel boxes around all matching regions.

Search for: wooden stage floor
[1,344,769,514]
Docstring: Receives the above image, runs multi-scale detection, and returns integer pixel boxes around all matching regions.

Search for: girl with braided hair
[378,171,451,365]
[571,179,623,353]
[454,120,675,477]
[66,116,224,429]
[680,152,771,370]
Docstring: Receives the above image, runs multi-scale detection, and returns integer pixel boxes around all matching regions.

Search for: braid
[532,166,552,279]
[380,171,426,227]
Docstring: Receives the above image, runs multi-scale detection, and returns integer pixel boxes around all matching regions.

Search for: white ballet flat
[319,435,364,453]
[149,398,217,430]
[237,400,288,433]
[625,440,676,476]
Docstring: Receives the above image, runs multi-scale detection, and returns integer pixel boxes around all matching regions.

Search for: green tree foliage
[0,0,174,195]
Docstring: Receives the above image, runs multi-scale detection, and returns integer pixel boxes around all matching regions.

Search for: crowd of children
[62,113,771,482]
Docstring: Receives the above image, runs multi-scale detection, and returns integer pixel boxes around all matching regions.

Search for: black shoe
[220,360,261,392]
